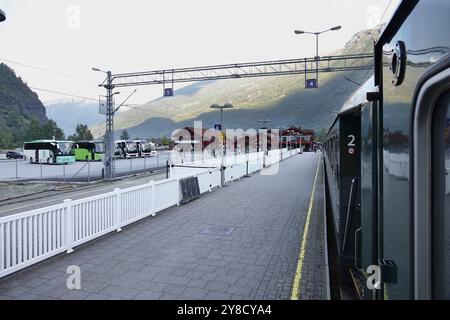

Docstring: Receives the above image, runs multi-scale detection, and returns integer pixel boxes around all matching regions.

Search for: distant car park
[6,151,25,160]
[156,145,171,150]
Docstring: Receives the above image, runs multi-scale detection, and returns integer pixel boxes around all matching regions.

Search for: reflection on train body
[323,0,450,299]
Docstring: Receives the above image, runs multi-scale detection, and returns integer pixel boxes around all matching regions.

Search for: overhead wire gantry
[98,53,373,179]
[104,53,373,88]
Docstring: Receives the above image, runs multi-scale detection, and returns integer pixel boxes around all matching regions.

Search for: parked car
[6,150,25,160]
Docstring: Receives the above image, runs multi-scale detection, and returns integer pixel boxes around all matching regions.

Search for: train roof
[326,75,376,138]
[339,75,376,115]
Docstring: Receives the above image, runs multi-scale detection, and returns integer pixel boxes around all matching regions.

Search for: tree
[42,120,65,140]
[316,128,328,142]
[161,136,172,146]
[25,119,65,141]
[23,119,65,142]
[24,119,44,141]
[120,129,130,140]
[0,131,14,149]
[68,124,93,142]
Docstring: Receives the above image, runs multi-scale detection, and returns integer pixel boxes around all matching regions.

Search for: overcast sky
[0,0,399,106]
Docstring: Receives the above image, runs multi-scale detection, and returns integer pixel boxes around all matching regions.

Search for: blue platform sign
[164,88,174,97]
[214,124,222,131]
[306,79,318,89]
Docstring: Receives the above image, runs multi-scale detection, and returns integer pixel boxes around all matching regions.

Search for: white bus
[23,140,76,164]
[114,140,158,158]
[115,140,140,158]
[138,140,158,157]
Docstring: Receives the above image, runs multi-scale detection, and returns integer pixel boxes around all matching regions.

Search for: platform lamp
[294,25,342,86]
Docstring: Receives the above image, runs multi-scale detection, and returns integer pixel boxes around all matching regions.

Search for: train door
[360,101,378,274]
[339,109,361,266]
[414,64,450,299]
[432,89,450,299]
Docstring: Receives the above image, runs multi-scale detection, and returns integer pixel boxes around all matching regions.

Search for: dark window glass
[440,98,450,298]
[433,91,450,299]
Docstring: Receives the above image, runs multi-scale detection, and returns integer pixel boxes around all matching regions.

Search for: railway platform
[0,153,327,300]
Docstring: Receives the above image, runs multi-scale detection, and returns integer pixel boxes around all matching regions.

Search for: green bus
[23,140,76,164]
[74,141,105,161]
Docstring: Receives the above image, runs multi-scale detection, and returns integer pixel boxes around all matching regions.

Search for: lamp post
[211,103,234,152]
[257,119,271,152]
[294,25,342,87]
[211,103,233,186]
[211,103,234,133]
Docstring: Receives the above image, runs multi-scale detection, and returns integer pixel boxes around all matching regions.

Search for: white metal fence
[0,148,299,279]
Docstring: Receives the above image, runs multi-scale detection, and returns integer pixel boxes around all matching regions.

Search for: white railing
[170,151,267,182]
[0,203,68,278]
[265,149,281,167]
[197,169,222,194]
[70,192,117,249]
[247,152,265,175]
[168,150,220,165]
[224,162,246,183]
[0,149,299,279]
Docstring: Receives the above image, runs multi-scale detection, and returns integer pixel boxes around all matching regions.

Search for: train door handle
[342,177,358,254]
[354,227,362,269]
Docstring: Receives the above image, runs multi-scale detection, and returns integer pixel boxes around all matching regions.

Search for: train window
[432,90,450,299]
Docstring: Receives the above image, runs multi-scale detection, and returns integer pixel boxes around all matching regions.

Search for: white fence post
[209,171,213,192]
[64,199,74,254]
[114,188,122,232]
[176,178,181,206]
[150,180,156,216]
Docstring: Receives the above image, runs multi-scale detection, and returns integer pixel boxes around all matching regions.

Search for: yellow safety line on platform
[290,155,321,300]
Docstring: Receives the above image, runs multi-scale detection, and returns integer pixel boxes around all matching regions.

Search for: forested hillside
[0,63,64,149]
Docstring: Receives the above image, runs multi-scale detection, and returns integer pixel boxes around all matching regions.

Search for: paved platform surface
[295,164,327,299]
[0,153,326,300]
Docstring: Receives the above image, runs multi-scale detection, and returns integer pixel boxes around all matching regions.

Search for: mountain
[91,28,377,139]
[0,63,49,148]
[45,100,105,136]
